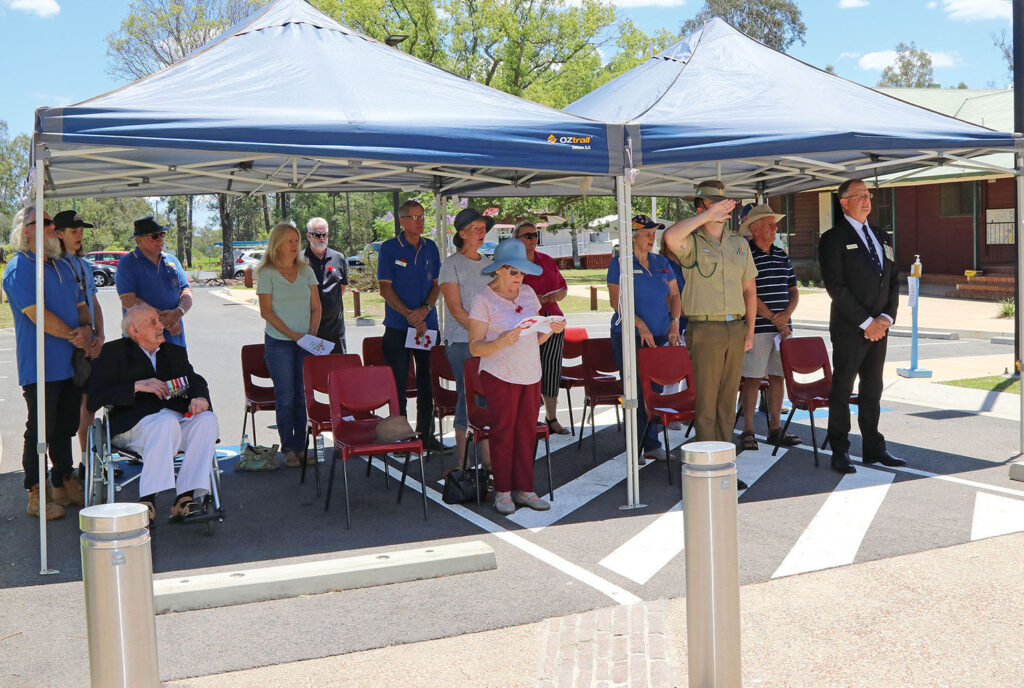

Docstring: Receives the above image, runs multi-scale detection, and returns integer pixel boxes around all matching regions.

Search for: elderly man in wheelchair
[87,304,218,524]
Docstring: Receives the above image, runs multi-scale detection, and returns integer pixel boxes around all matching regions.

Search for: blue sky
[0,0,1013,139]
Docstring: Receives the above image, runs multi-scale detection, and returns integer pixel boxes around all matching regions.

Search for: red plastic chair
[558,328,589,436]
[301,353,363,495]
[575,338,624,463]
[240,344,275,450]
[326,366,426,528]
[464,357,553,504]
[638,346,696,485]
[775,337,857,466]
[362,336,417,396]
[429,345,458,458]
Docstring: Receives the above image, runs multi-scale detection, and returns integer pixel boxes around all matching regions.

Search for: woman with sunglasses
[256,223,322,467]
[439,207,494,469]
[514,221,570,435]
[469,239,566,515]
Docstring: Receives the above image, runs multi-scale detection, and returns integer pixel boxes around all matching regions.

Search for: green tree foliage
[315,0,619,108]
[680,0,805,53]
[876,42,936,88]
[44,197,156,253]
[0,121,31,243]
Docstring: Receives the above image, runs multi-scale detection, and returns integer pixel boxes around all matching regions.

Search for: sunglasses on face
[517,232,539,240]
[26,219,55,228]
[147,232,166,240]
[501,266,523,277]
[309,232,328,239]
[402,215,425,222]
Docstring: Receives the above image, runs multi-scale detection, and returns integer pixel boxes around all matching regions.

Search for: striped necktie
[861,223,882,272]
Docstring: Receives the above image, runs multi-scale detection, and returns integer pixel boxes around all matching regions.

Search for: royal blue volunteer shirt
[376,233,440,330]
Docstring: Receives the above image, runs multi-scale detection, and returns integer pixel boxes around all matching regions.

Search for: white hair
[306,217,328,233]
[10,207,61,258]
[122,304,158,338]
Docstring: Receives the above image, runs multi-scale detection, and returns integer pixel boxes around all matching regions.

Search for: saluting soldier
[662,180,756,487]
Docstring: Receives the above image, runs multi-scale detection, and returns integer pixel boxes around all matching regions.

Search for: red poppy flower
[327,266,333,272]
[515,305,523,313]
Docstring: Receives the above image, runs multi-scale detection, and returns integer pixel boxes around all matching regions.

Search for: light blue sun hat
[481,238,543,276]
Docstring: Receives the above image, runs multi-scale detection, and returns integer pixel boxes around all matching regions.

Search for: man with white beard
[3,207,93,519]
[303,217,349,353]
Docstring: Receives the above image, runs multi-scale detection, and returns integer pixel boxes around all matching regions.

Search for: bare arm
[742,277,757,351]
[468,317,520,358]
[439,282,471,331]
[379,281,413,324]
[607,283,652,344]
[662,200,737,254]
[257,293,301,341]
[308,285,322,334]
[23,305,91,349]
[539,288,567,305]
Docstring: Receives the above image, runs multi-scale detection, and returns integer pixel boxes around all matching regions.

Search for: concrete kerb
[153,541,496,614]
[791,321,959,340]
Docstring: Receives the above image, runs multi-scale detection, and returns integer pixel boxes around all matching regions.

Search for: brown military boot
[51,473,86,507]
[27,485,66,520]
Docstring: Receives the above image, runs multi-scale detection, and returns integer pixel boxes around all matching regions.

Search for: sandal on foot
[739,431,758,451]
[284,450,302,468]
[546,418,571,436]
[767,428,801,447]
[169,496,202,523]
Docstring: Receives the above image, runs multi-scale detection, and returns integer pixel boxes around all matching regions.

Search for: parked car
[85,250,129,267]
[233,250,264,279]
[89,261,117,288]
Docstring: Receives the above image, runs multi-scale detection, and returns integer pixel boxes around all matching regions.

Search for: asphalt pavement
[2,287,1024,687]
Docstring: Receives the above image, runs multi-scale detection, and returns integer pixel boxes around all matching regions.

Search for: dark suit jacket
[818,217,900,335]
[87,338,212,437]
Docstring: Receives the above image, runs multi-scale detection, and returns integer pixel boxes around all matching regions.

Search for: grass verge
[941,375,1020,395]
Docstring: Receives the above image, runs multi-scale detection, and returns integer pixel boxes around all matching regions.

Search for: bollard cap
[682,440,736,466]
[79,502,150,534]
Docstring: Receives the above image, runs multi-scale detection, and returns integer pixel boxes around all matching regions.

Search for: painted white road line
[364,456,641,606]
[600,501,683,584]
[599,445,786,585]
[971,491,1024,541]
[508,450,648,531]
[772,466,895,579]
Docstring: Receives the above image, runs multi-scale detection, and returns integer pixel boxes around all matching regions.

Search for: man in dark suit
[88,304,218,521]
[818,179,906,474]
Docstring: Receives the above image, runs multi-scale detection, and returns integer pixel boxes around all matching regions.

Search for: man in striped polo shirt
[738,205,801,451]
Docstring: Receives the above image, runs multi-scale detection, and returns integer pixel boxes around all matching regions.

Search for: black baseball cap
[53,210,93,230]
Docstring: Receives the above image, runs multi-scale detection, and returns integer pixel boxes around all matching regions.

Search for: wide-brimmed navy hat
[481,238,542,276]
[133,216,169,237]
[631,214,664,231]
[453,207,495,233]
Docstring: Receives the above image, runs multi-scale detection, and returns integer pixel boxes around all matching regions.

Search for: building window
[939,181,973,217]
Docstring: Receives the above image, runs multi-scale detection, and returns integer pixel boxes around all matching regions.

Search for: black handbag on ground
[442,467,488,504]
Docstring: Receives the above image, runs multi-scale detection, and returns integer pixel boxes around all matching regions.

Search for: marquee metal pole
[35,149,56,574]
[616,176,642,508]
[1014,0,1024,454]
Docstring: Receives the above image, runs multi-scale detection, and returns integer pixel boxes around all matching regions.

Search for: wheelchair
[85,410,225,535]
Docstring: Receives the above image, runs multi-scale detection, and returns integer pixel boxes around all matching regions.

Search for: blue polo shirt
[376,233,440,330]
[3,252,84,386]
[115,248,190,347]
[607,252,674,338]
[62,253,99,325]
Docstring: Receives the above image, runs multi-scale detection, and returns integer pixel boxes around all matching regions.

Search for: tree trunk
[219,194,235,279]
[570,226,581,269]
[175,196,185,261]
[345,192,353,253]
[262,194,270,233]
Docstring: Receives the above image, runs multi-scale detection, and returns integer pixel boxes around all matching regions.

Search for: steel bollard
[681,441,741,688]
[80,503,160,688]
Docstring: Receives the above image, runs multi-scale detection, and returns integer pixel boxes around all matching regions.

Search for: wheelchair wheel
[85,418,109,507]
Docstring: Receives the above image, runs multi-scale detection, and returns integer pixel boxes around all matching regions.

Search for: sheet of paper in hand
[297,334,334,356]
[516,315,565,336]
[166,376,190,397]
[405,328,438,351]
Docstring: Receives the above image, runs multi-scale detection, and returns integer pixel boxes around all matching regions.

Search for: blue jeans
[444,341,472,431]
[610,331,667,451]
[264,335,309,452]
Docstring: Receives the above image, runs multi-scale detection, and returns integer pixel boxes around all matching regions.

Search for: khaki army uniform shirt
[676,227,758,317]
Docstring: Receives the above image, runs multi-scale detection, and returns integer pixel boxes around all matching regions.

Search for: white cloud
[838,0,869,8]
[859,48,959,71]
[942,0,1010,21]
[5,0,60,17]
[929,50,957,68]
[838,51,861,60]
[859,51,897,70]
[926,1,938,8]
